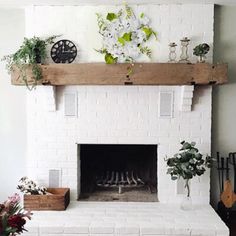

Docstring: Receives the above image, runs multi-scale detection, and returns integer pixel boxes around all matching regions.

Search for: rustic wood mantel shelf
[11,63,228,86]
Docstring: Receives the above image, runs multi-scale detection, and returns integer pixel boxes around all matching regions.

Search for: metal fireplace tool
[217,152,236,224]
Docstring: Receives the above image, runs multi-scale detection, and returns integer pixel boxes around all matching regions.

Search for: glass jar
[181,179,193,210]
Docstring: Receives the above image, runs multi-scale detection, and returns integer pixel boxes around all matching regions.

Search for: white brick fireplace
[22,3,231,236]
[25,4,214,204]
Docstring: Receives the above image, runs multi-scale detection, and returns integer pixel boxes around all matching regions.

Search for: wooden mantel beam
[11,63,228,86]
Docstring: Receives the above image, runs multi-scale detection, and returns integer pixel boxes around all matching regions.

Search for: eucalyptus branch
[166,141,213,197]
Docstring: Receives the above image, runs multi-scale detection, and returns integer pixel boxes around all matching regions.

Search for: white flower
[103,30,114,39]
[132,30,146,44]
[140,16,150,26]
[123,43,140,59]
[120,18,140,32]
[97,5,156,63]
[111,19,124,32]
[112,46,123,57]
[117,54,127,63]
[17,176,47,195]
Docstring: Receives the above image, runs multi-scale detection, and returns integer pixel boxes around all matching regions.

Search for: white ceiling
[0,0,236,7]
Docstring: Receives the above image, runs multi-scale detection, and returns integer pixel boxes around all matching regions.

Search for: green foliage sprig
[165,141,213,197]
[193,43,210,56]
[2,35,59,90]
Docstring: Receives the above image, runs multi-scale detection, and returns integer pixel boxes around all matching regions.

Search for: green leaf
[122,32,132,42]
[171,176,178,180]
[106,13,117,21]
[105,53,117,64]
[142,27,153,40]
[139,46,152,58]
[181,163,188,171]
[191,141,196,146]
[140,12,144,18]
[117,9,123,17]
[118,37,126,46]
[189,158,195,164]
[95,48,107,54]
[125,4,133,18]
[152,31,158,40]
[118,32,132,46]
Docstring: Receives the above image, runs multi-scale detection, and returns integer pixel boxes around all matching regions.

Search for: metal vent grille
[49,169,61,188]
[64,92,78,116]
[159,91,174,118]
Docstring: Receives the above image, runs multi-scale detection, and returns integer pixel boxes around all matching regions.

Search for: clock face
[51,40,77,63]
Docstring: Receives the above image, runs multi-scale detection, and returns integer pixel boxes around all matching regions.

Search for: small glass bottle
[168,42,177,63]
[179,37,190,63]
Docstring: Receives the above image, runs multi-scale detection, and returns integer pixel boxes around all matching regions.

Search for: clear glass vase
[181,179,193,210]
[181,195,193,210]
[197,55,206,63]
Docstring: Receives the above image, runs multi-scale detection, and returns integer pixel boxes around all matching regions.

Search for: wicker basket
[24,188,70,211]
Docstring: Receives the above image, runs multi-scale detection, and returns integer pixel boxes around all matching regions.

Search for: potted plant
[17,177,47,195]
[193,43,210,63]
[0,193,32,235]
[2,35,58,90]
[165,141,213,210]
[17,177,70,211]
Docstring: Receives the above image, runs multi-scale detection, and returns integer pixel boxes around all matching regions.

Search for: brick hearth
[24,202,228,236]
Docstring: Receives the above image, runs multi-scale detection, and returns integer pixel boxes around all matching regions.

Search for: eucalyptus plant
[2,35,58,90]
[166,141,213,197]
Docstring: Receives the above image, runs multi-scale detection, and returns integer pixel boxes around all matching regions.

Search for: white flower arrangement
[96,4,157,64]
[17,177,47,195]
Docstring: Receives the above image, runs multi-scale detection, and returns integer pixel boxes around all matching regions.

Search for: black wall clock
[51,40,77,63]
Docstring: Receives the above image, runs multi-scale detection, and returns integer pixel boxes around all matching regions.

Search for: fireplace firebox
[78,144,158,202]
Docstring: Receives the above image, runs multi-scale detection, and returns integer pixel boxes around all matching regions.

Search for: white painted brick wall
[25,4,213,204]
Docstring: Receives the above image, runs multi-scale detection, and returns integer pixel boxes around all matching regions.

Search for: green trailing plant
[165,141,213,197]
[193,43,210,56]
[2,35,59,90]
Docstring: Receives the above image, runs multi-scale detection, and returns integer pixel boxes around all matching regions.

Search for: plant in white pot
[165,141,213,210]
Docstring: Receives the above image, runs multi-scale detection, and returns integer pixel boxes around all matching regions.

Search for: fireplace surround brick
[27,84,212,203]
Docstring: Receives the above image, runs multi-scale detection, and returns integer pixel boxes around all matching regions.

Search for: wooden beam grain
[11,63,228,86]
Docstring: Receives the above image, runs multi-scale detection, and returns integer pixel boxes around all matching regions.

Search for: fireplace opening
[78,144,158,202]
